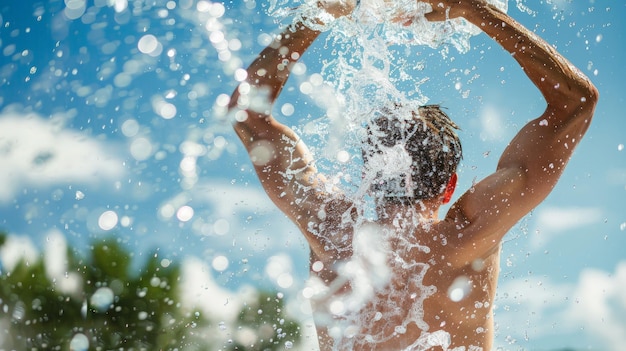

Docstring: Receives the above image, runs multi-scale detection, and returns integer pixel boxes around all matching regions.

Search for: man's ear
[442,173,457,205]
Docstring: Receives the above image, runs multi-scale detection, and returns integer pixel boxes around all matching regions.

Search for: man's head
[363,104,462,204]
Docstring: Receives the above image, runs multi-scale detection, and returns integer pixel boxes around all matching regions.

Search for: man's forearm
[463,4,597,112]
[232,23,321,112]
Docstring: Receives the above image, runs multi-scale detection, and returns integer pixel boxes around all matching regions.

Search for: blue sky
[0,0,624,350]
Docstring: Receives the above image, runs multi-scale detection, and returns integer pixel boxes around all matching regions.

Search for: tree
[0,232,300,350]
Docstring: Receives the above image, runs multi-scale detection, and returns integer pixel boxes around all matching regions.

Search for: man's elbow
[562,81,599,129]
[585,80,599,104]
[565,82,599,139]
[579,81,599,115]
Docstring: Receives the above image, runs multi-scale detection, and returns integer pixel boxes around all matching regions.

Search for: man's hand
[422,0,486,22]
[318,0,357,19]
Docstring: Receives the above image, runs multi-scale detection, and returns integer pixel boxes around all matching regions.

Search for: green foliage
[0,232,301,350]
[228,291,300,351]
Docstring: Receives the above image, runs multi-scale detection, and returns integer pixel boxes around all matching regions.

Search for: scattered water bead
[158,102,177,119]
[130,137,153,161]
[447,275,471,302]
[281,102,295,116]
[176,205,194,222]
[90,286,114,312]
[213,218,230,235]
[277,272,294,288]
[212,255,229,271]
[121,119,139,137]
[329,300,345,315]
[336,150,350,163]
[250,141,275,166]
[312,260,324,272]
[471,258,485,272]
[137,34,159,55]
[98,210,118,231]
[69,333,89,351]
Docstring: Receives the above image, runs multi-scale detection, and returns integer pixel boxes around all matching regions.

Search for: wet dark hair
[363,104,462,201]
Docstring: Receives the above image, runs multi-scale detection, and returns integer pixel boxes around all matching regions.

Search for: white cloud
[535,206,603,232]
[200,180,276,220]
[495,261,626,351]
[531,206,604,247]
[153,181,310,286]
[0,111,125,203]
[494,275,574,346]
[0,234,38,272]
[179,257,244,321]
[171,181,304,250]
[565,262,626,350]
[43,229,83,296]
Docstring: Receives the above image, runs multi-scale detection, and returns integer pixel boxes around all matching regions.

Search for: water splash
[269,0,507,49]
[261,1,514,349]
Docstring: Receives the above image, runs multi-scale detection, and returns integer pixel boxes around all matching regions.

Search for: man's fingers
[424,11,445,22]
[317,0,356,18]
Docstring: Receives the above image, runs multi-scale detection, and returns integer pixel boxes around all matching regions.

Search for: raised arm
[432,1,599,265]
[228,2,357,263]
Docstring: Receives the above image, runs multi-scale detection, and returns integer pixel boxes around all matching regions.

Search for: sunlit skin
[229,0,598,350]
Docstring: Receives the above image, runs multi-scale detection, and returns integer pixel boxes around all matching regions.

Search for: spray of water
[260,1,510,350]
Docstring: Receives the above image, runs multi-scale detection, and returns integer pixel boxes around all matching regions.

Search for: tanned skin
[228,0,598,349]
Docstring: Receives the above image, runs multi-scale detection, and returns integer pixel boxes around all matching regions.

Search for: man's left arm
[435,1,599,266]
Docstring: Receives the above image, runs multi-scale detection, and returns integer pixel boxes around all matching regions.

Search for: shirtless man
[228,0,598,349]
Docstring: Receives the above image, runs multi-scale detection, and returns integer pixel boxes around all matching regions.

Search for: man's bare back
[307,205,499,350]
[228,0,597,349]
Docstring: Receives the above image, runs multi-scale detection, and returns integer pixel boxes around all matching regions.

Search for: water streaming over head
[261,1,509,350]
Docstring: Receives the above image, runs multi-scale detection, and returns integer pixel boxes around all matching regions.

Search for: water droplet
[75,190,85,200]
[329,300,345,315]
[69,333,89,351]
[98,210,118,231]
[176,205,194,222]
[448,275,471,302]
[250,141,274,166]
[212,255,229,271]
[471,259,485,271]
[312,260,324,272]
[81,300,88,318]
[130,137,153,161]
[90,287,114,312]
[336,150,350,163]
[281,103,295,116]
[277,273,293,289]
[213,218,230,235]
[138,34,159,55]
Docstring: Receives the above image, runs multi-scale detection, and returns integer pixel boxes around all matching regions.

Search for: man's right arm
[437,1,599,266]
[228,3,357,264]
